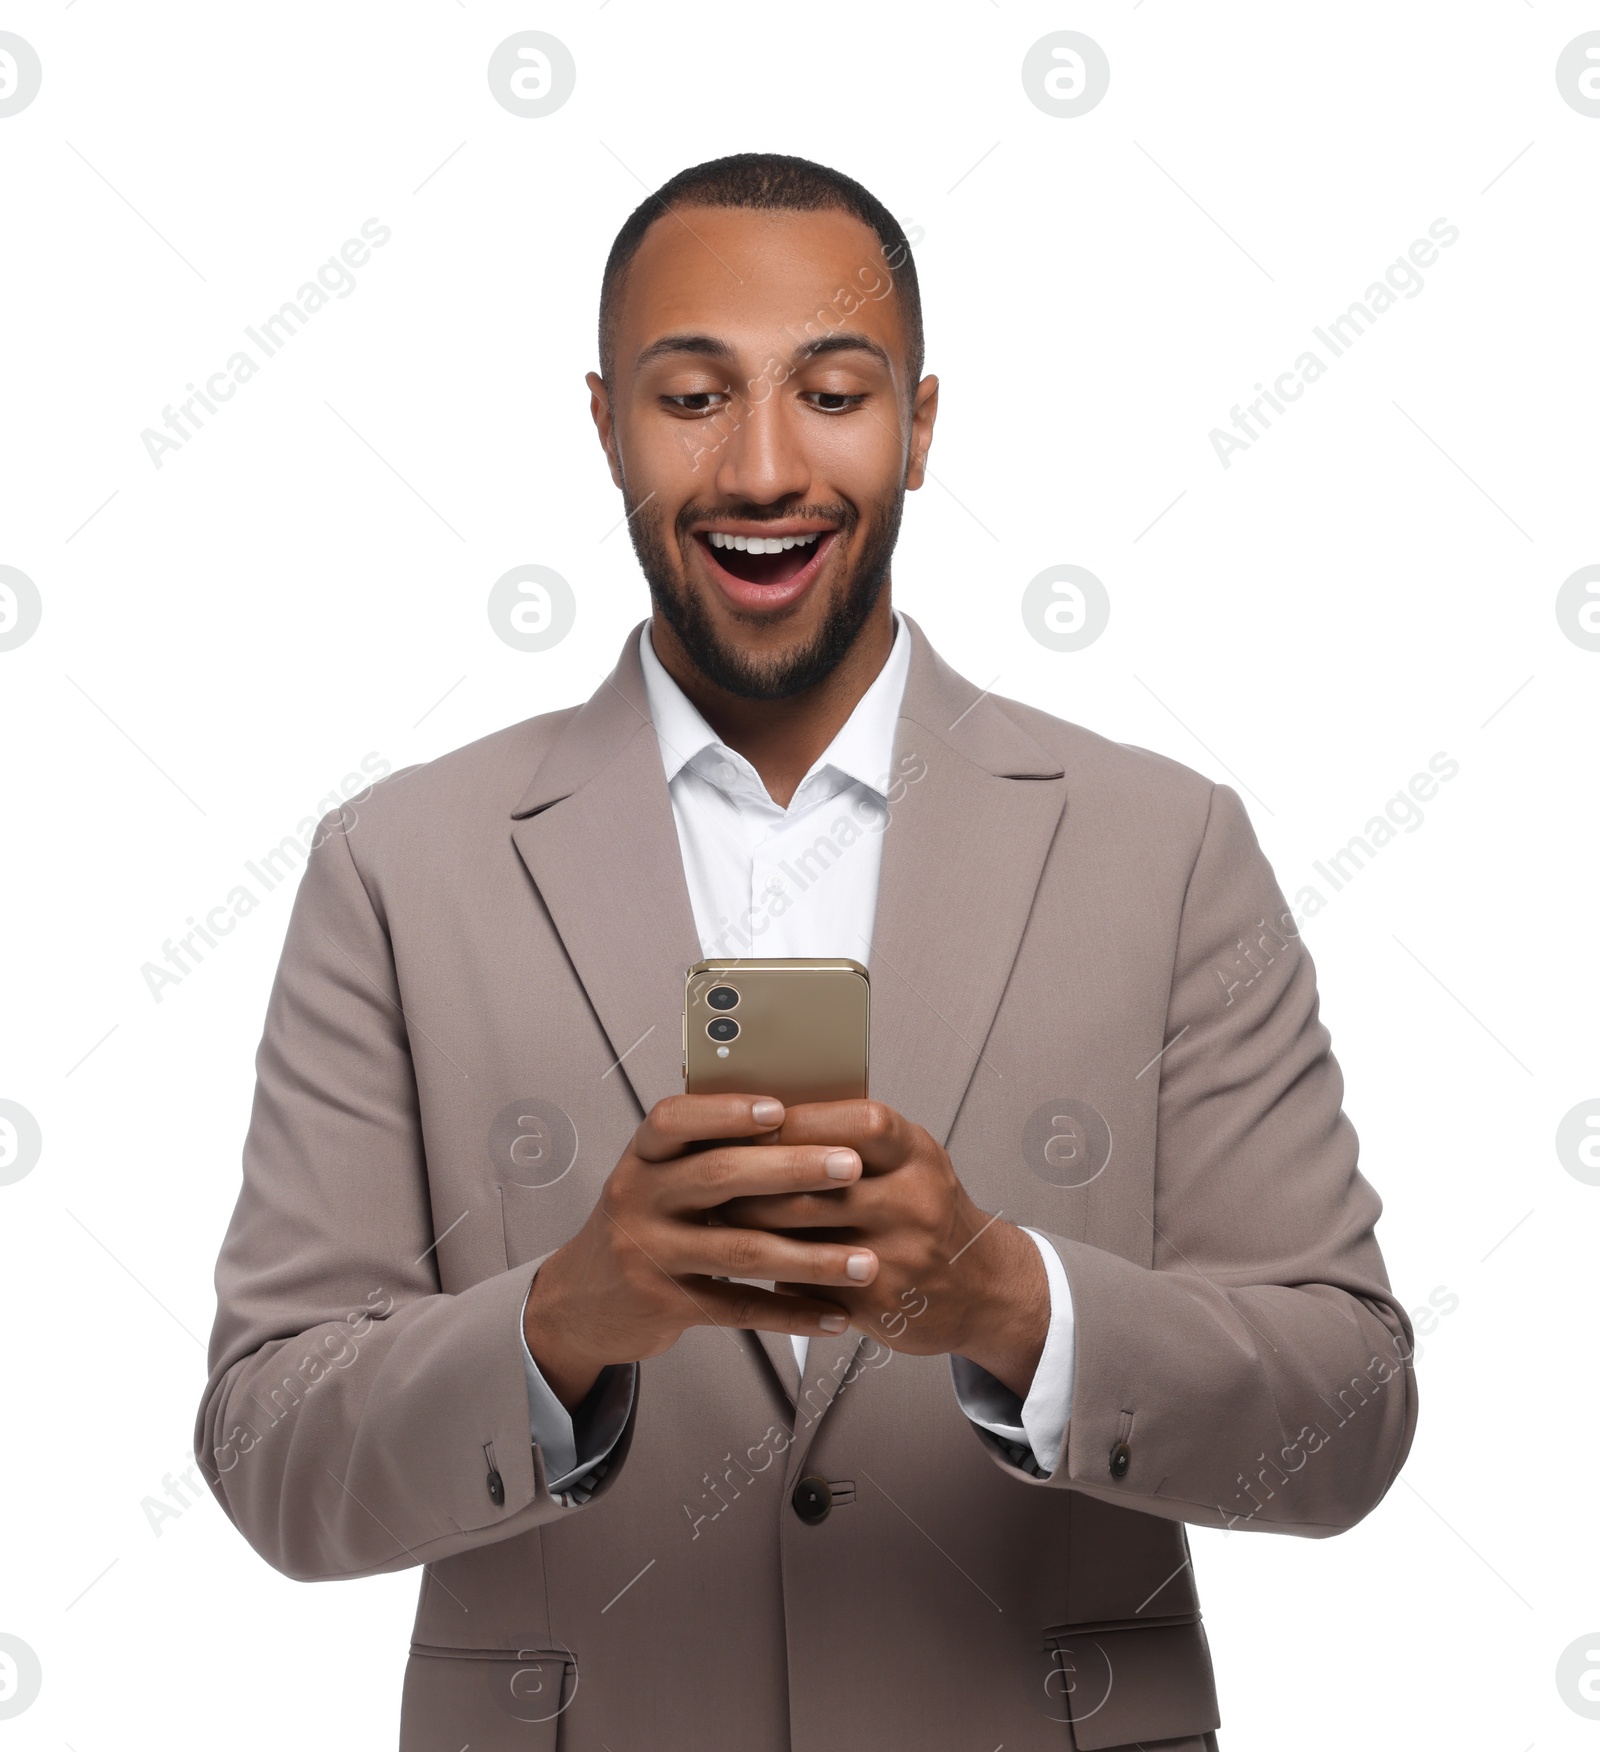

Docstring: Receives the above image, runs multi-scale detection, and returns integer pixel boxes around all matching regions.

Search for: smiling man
[198,153,1417,1751]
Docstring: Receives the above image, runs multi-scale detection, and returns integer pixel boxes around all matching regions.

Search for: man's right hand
[520,1094,879,1410]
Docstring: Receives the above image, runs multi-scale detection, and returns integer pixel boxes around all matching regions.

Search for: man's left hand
[716,1099,1049,1400]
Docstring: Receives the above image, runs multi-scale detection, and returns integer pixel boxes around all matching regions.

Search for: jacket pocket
[402,1645,575,1751]
[1040,1619,1219,1751]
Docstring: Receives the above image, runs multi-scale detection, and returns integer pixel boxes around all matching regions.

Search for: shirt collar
[638,610,911,803]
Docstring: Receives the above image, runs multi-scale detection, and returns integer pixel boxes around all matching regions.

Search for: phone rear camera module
[706,985,740,1011]
[706,1017,740,1043]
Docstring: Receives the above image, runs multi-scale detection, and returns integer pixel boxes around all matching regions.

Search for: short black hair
[597,151,923,399]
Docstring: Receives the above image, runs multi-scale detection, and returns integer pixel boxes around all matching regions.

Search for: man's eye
[664,392,729,414]
[808,392,866,413]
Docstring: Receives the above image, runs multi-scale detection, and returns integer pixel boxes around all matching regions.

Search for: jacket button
[791,1475,832,1523]
[487,1467,506,1505]
[1108,1441,1131,1480]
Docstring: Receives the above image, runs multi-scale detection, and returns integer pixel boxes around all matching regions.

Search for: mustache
[676,505,854,537]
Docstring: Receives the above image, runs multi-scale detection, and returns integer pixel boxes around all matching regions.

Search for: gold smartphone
[683,957,870,1106]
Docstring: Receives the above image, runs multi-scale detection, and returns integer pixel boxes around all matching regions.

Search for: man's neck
[649,599,897,809]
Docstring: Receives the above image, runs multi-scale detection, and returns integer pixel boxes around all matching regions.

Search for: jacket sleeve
[1008,781,1417,1537]
[193,801,633,1581]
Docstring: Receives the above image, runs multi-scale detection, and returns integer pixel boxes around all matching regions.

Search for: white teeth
[706,531,822,553]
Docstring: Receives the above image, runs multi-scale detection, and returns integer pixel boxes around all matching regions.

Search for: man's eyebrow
[632,330,894,375]
[795,333,895,372]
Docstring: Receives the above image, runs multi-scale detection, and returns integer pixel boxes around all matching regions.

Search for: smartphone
[683,957,870,1106]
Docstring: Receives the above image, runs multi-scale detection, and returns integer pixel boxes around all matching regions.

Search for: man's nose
[709,389,811,508]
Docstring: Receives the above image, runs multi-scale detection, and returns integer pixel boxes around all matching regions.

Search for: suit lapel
[780,1327,866,1480]
[751,1328,801,1403]
[755,618,1070,1475]
[721,1283,800,1405]
[508,626,698,1120]
[772,622,1069,1469]
[868,616,1068,1149]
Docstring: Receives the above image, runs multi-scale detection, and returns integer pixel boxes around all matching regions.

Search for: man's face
[587,205,938,699]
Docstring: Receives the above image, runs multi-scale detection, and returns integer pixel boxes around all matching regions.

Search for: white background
[2,3,1597,1747]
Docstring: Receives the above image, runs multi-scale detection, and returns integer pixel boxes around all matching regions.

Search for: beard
[623,485,904,701]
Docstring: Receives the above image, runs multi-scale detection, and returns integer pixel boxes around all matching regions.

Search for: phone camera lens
[706,1017,740,1043]
[706,985,740,1011]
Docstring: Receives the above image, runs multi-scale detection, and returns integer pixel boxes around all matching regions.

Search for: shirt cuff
[948,1226,1075,1476]
[519,1278,636,1496]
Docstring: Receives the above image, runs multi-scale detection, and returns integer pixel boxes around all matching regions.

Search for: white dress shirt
[518,613,1076,1493]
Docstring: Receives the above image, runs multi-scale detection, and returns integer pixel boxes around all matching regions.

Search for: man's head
[588,153,938,702]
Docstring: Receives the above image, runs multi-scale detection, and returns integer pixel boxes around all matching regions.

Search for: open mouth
[694,529,835,590]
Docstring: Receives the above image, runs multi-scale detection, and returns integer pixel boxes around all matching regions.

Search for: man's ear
[904,373,940,491]
[586,370,624,490]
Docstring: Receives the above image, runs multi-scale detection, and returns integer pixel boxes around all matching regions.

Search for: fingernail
[846,1252,874,1281]
[824,1149,857,1180]
[819,1313,848,1332]
[751,1099,783,1125]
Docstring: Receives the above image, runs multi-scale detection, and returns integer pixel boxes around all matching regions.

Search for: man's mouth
[691,528,838,612]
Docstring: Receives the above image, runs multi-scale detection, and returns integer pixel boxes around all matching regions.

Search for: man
[197,153,1417,1751]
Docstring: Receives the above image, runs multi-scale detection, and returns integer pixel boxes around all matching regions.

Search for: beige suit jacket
[196,613,1417,1750]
